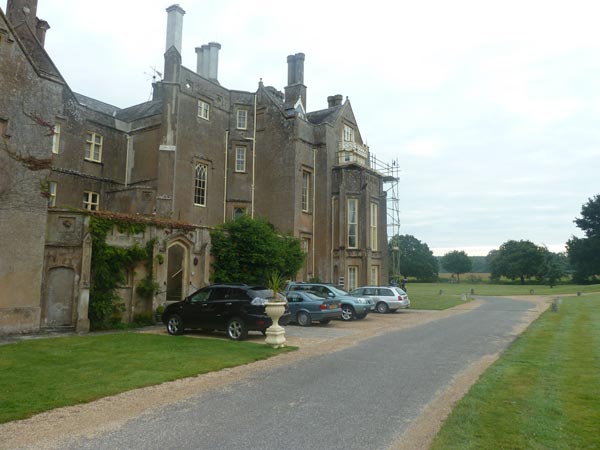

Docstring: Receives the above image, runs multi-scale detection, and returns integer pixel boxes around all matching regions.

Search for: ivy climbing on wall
[88,216,150,330]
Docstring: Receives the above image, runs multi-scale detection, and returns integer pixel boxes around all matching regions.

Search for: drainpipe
[223,130,229,223]
[312,148,316,277]
[331,196,335,282]
[125,135,131,186]
[251,93,257,218]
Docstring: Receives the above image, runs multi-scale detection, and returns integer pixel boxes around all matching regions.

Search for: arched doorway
[166,242,188,301]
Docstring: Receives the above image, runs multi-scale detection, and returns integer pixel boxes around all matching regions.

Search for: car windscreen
[329,286,350,296]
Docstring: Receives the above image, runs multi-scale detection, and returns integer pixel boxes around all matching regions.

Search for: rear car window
[378,289,394,296]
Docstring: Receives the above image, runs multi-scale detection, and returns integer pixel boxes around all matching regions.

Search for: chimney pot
[294,53,305,85]
[201,44,209,78]
[208,42,221,81]
[35,18,50,47]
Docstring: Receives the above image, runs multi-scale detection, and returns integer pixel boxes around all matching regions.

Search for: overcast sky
[26,0,600,255]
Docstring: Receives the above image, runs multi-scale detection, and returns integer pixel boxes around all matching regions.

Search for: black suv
[162,284,290,340]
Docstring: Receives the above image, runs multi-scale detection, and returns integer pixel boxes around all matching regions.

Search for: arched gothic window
[194,163,207,206]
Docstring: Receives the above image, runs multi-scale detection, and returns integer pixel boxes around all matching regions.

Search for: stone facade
[0,1,392,335]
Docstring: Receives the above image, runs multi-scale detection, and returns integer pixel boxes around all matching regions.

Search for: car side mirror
[328,292,334,298]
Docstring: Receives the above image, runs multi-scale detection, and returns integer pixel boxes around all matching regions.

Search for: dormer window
[294,97,306,119]
[343,125,355,142]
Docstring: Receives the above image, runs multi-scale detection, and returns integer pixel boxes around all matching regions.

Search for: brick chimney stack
[165,4,185,55]
[195,42,221,81]
[327,94,343,108]
[6,0,50,48]
[6,0,38,30]
[284,53,307,110]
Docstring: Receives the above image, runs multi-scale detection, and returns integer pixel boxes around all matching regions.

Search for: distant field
[407,282,600,310]
[437,272,491,282]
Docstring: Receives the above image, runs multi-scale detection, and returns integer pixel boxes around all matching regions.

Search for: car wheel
[341,305,355,321]
[297,311,312,327]
[166,314,184,335]
[227,317,248,341]
[376,302,389,314]
[319,319,331,325]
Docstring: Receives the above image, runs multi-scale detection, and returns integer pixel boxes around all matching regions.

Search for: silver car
[350,286,410,314]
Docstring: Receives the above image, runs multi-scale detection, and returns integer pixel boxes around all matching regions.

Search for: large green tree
[388,234,438,281]
[487,240,544,283]
[567,195,600,282]
[210,215,305,285]
[538,248,568,287]
[440,250,472,283]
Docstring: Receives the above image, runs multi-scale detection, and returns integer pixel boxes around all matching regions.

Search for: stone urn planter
[264,300,286,348]
[264,271,287,348]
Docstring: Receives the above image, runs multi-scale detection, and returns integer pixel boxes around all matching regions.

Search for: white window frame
[370,202,378,251]
[235,147,246,172]
[48,182,57,207]
[347,198,358,248]
[83,191,99,211]
[348,266,358,291]
[343,125,355,142]
[302,170,311,212]
[85,132,102,162]
[198,100,210,120]
[370,265,379,286]
[236,109,248,130]
[52,123,61,154]
[194,163,208,207]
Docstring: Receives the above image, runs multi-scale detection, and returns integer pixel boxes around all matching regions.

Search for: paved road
[56,296,535,450]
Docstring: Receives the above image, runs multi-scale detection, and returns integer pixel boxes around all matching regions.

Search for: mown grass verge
[0,333,294,424]
[430,294,600,450]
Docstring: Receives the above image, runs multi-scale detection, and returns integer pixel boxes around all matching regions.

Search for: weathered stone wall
[0,9,63,334]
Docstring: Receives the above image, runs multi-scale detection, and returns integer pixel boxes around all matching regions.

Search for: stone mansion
[0,0,395,334]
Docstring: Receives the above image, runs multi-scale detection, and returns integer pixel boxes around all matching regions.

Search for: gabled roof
[306,104,345,125]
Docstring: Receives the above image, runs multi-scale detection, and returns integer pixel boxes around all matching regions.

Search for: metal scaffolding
[370,154,402,282]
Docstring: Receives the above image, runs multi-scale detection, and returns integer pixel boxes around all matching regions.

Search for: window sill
[84,158,103,165]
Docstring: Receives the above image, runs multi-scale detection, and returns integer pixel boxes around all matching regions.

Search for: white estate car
[349,286,411,314]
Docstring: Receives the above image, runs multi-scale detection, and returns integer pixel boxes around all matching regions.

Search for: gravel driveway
[0,297,549,450]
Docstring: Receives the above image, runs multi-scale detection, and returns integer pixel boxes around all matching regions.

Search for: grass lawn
[0,333,294,424]
[407,283,600,310]
[430,294,600,450]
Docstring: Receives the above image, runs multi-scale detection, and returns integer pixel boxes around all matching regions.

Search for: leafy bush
[210,215,304,285]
